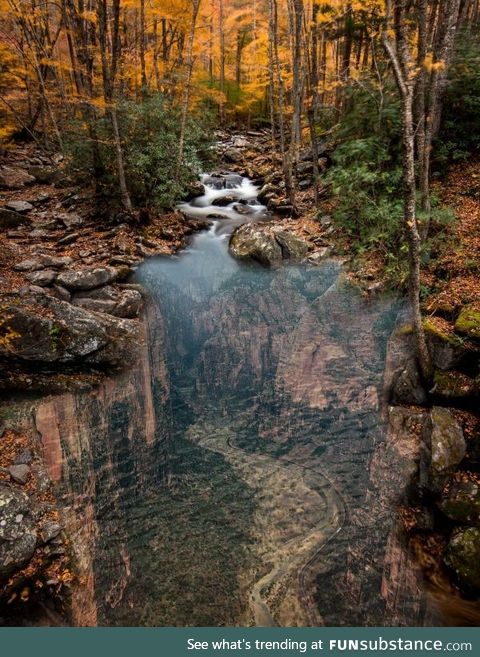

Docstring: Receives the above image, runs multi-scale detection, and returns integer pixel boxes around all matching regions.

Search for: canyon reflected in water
[29,176,435,626]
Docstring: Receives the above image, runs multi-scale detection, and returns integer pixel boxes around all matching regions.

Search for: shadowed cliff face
[19,181,435,626]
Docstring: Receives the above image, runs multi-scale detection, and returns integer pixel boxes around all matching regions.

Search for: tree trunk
[176,0,201,177]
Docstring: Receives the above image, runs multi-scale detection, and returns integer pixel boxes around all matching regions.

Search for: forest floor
[0,143,209,295]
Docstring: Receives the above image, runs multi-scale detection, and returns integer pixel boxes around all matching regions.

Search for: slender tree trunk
[383,0,432,380]
[176,0,201,177]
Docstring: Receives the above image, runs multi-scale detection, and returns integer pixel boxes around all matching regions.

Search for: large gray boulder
[0,485,37,579]
[229,224,282,267]
[0,293,140,366]
[445,527,480,590]
[56,266,118,291]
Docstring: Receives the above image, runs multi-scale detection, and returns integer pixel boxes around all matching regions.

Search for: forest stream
[2,172,437,627]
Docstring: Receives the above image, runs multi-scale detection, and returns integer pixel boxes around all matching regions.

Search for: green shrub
[64,93,214,210]
[326,79,404,252]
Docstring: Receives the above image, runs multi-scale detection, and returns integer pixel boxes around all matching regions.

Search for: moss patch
[455,307,480,340]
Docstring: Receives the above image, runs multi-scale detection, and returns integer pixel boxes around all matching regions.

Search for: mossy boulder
[439,474,480,526]
[423,318,468,370]
[229,224,283,267]
[421,407,466,493]
[444,526,480,590]
[433,369,478,401]
[455,307,480,341]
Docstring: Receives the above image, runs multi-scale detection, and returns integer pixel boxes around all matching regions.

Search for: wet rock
[26,270,57,287]
[5,201,33,214]
[184,181,205,200]
[7,464,31,485]
[445,526,480,590]
[439,474,480,526]
[0,208,31,229]
[57,233,78,246]
[57,266,117,291]
[276,204,295,217]
[0,485,37,578]
[275,231,309,259]
[113,289,143,319]
[0,166,36,189]
[118,283,148,298]
[74,285,118,302]
[391,360,428,405]
[14,450,33,466]
[203,176,224,189]
[233,203,255,215]
[229,224,282,267]
[212,195,236,207]
[224,174,243,189]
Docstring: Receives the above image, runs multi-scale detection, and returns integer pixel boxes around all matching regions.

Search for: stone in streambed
[229,224,282,267]
[212,195,237,207]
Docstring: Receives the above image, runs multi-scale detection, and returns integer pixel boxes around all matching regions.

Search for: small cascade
[177,172,269,237]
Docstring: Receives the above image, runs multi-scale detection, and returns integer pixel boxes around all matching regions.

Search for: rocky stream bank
[0,132,479,625]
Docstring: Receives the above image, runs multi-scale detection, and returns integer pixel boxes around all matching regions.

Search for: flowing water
[98,173,429,627]
[33,174,433,626]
